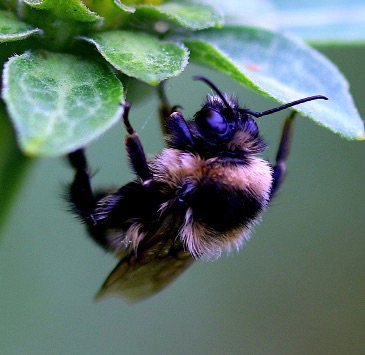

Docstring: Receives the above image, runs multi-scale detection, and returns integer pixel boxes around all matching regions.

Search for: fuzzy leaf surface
[0,9,41,42]
[2,51,124,156]
[113,0,135,13]
[24,0,100,22]
[135,2,223,30]
[83,31,189,85]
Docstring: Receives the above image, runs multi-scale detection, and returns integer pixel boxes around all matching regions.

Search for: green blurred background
[1,46,364,354]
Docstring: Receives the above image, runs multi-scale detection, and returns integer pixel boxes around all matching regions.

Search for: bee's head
[192,76,328,157]
[194,94,259,141]
[192,76,263,156]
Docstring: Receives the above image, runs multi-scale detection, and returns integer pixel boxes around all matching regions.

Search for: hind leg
[68,148,97,225]
[271,111,296,196]
[68,103,154,247]
[68,148,113,248]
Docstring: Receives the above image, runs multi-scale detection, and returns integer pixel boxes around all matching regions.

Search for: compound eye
[195,109,228,134]
[244,117,259,136]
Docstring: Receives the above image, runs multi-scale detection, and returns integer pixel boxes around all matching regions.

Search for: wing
[95,213,194,303]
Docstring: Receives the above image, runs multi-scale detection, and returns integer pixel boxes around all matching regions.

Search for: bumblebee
[68,76,327,302]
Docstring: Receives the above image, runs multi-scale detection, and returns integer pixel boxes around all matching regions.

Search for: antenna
[240,95,328,118]
[193,76,328,118]
[193,76,234,116]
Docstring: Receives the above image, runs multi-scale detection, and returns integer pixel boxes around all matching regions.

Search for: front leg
[271,111,296,196]
[122,103,153,186]
[164,111,195,149]
[157,81,195,149]
[157,80,172,134]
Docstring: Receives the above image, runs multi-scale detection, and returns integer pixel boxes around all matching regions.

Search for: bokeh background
[1,46,364,354]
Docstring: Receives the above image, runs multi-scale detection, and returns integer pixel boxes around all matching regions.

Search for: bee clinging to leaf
[67,76,327,302]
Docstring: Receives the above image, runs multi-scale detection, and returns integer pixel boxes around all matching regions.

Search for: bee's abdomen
[152,148,273,231]
[189,183,263,232]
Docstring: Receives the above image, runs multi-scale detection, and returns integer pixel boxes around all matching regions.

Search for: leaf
[2,51,124,156]
[23,0,101,22]
[80,0,135,28]
[82,31,189,85]
[272,1,365,44]
[0,9,42,42]
[206,0,365,44]
[183,26,365,140]
[113,0,135,13]
[135,2,224,30]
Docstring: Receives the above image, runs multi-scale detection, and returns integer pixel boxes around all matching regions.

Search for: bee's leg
[68,149,110,248]
[68,149,96,222]
[157,80,172,134]
[122,103,153,186]
[165,111,195,148]
[157,81,195,148]
[271,111,296,197]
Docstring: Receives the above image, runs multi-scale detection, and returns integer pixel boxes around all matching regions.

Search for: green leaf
[83,31,189,85]
[80,0,135,29]
[23,0,101,22]
[2,51,124,156]
[272,1,365,45]
[183,26,365,140]
[135,2,224,30]
[207,0,365,44]
[0,9,42,42]
[113,0,135,13]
